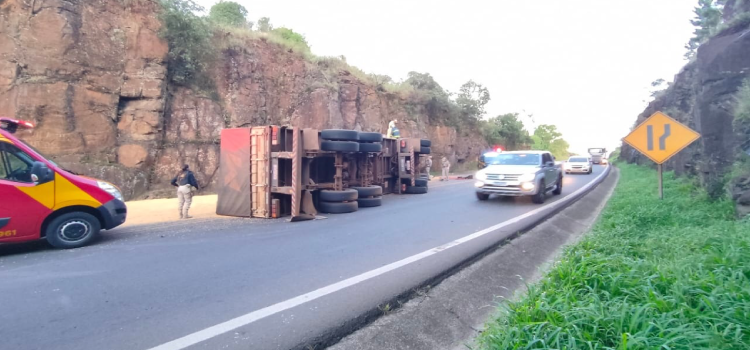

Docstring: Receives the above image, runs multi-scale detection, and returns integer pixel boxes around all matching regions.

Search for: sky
[195,0,697,155]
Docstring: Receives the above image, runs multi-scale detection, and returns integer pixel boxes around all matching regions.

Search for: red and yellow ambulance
[0,117,127,249]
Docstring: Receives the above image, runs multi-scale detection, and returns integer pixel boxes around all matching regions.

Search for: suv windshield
[487,153,541,166]
[569,157,588,162]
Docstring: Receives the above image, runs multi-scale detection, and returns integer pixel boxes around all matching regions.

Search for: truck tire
[319,201,358,214]
[320,189,358,202]
[405,185,428,194]
[357,197,382,207]
[359,132,383,143]
[420,139,431,147]
[552,175,563,195]
[321,140,359,152]
[351,185,382,197]
[476,192,490,201]
[531,180,546,204]
[321,129,359,141]
[358,143,382,153]
[419,147,431,154]
[45,212,101,249]
[415,178,428,187]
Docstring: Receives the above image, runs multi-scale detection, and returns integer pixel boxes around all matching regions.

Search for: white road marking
[147,167,610,350]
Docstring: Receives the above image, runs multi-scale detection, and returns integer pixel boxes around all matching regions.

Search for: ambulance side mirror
[31,161,54,184]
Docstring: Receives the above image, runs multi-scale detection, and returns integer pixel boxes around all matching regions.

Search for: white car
[564,156,592,174]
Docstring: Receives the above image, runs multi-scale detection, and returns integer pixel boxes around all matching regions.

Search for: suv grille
[486,174,521,181]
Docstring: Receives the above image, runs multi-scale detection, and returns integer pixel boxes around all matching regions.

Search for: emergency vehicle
[0,117,127,248]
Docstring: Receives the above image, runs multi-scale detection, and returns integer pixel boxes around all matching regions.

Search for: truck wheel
[415,179,428,187]
[420,139,431,147]
[405,185,428,194]
[419,147,431,154]
[531,180,546,204]
[351,185,382,197]
[321,129,359,141]
[320,189,358,202]
[476,193,490,201]
[357,197,382,207]
[321,140,359,152]
[359,132,383,143]
[319,201,358,214]
[45,212,101,249]
[358,143,382,153]
[552,175,563,195]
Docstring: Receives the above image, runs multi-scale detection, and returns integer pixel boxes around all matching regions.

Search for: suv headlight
[475,172,487,181]
[98,181,124,202]
[519,173,536,182]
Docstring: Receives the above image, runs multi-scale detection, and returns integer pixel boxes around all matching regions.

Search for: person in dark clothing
[171,164,200,219]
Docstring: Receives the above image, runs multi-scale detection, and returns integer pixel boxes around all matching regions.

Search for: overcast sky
[195,0,696,155]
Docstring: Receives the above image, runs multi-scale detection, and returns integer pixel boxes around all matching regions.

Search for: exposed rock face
[0,0,485,199]
[621,5,750,215]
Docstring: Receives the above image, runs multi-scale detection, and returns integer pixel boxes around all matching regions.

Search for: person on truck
[171,164,200,219]
[386,119,400,138]
[441,156,451,181]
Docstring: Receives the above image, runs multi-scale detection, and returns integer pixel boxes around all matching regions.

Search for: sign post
[623,111,700,199]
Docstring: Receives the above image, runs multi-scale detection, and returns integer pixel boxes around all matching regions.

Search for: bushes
[209,1,249,28]
[158,0,213,87]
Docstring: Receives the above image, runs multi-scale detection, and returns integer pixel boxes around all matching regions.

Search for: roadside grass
[477,163,750,350]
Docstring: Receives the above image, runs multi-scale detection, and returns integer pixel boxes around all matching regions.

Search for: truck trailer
[215,126,431,221]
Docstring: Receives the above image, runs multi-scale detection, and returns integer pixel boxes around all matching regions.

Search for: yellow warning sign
[623,111,700,164]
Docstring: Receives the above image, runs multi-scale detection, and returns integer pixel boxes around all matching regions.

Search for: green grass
[477,163,750,350]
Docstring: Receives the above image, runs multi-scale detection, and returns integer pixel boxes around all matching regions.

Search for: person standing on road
[425,155,433,179]
[171,164,200,219]
[441,156,450,181]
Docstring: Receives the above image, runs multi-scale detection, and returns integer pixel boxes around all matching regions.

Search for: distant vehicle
[564,156,592,174]
[588,148,607,164]
[474,150,563,204]
[0,117,127,249]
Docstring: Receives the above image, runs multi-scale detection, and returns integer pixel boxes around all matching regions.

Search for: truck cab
[0,118,127,248]
[474,151,563,204]
[588,148,607,164]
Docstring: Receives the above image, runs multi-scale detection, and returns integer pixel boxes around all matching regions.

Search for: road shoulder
[328,167,621,350]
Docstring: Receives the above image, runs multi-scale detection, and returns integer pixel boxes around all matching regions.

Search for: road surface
[0,166,608,350]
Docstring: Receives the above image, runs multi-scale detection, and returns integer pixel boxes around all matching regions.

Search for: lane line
[147,167,610,350]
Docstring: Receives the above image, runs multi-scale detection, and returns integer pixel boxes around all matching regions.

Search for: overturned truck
[216,126,432,221]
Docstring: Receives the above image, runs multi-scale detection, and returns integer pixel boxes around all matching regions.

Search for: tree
[684,0,724,59]
[158,0,213,85]
[455,80,490,121]
[209,1,249,27]
[531,124,570,159]
[257,17,273,32]
[272,27,309,50]
[480,113,532,150]
[405,72,447,95]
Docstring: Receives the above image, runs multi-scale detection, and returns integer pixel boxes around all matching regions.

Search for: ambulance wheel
[405,185,428,194]
[359,132,383,143]
[319,201,358,214]
[358,143,382,153]
[321,129,359,142]
[320,189,358,202]
[420,139,431,147]
[419,147,431,154]
[321,140,359,152]
[351,185,382,197]
[357,197,382,207]
[45,212,101,249]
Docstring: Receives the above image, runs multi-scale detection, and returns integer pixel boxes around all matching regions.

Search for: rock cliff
[0,0,486,199]
[620,0,750,215]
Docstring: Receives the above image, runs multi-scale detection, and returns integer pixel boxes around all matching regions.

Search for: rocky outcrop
[0,0,485,199]
[621,1,750,215]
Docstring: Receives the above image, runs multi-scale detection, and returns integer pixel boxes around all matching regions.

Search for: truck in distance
[588,148,607,164]
[474,150,563,204]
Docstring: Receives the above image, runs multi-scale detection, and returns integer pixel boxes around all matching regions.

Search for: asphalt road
[0,166,608,350]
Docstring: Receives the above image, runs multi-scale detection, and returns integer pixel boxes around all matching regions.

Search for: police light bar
[0,117,35,134]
